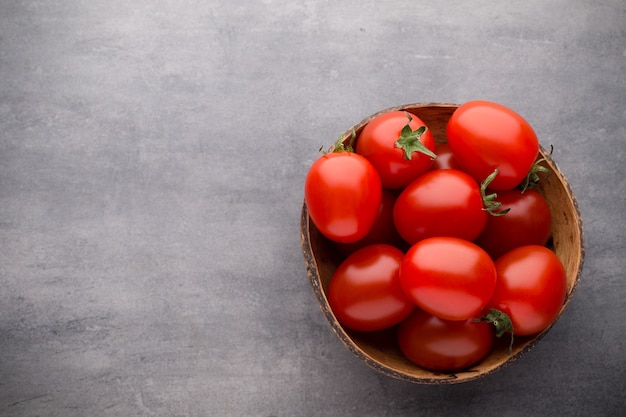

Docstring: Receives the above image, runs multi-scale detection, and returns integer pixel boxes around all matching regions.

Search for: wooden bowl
[300,102,585,384]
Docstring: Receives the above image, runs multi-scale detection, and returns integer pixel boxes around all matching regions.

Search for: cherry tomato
[304,151,382,243]
[475,188,552,260]
[334,189,405,256]
[393,169,487,244]
[446,100,539,190]
[400,237,497,321]
[398,309,494,372]
[487,245,567,336]
[430,142,463,171]
[356,111,436,189]
[328,244,414,332]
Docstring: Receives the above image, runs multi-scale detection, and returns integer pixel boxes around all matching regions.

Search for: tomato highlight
[447,100,539,191]
[398,309,494,372]
[393,169,488,244]
[487,245,567,337]
[304,151,382,243]
[399,237,497,321]
[328,244,414,332]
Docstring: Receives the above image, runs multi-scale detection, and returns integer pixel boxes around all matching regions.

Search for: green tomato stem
[476,308,515,355]
[322,130,357,154]
[394,112,437,160]
[519,145,553,192]
[480,169,510,216]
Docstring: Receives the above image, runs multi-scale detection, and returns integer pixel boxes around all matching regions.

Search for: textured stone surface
[0,1,624,416]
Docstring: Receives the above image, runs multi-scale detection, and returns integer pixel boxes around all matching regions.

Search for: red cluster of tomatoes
[304,101,568,372]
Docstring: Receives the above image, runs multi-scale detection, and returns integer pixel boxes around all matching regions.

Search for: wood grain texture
[301,103,585,384]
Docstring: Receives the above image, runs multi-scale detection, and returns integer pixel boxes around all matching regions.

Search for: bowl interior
[301,103,585,384]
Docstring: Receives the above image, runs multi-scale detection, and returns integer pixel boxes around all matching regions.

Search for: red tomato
[487,245,567,336]
[304,151,382,243]
[328,244,414,332]
[393,169,487,244]
[334,189,405,256]
[400,237,497,321]
[430,142,463,171]
[356,111,436,189]
[475,189,552,260]
[398,309,494,372]
[446,100,539,191]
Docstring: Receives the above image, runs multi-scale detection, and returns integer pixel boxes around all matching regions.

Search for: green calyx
[394,112,437,161]
[321,130,357,154]
[476,308,515,355]
[519,145,553,192]
[480,169,510,216]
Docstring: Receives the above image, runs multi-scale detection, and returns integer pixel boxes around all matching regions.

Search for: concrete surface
[0,1,624,416]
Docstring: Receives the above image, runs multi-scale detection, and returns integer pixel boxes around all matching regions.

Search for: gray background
[1,1,624,416]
